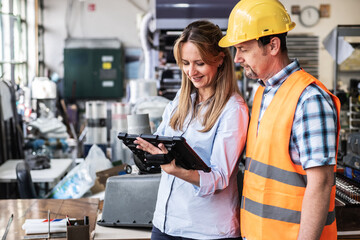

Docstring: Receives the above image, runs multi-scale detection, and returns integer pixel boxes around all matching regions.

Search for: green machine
[64,38,124,100]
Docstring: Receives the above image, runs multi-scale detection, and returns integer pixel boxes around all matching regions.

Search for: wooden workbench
[0,198,99,240]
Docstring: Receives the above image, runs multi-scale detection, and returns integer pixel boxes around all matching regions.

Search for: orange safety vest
[241,70,340,240]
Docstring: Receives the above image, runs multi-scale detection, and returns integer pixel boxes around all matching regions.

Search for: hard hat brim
[219,35,242,48]
[219,22,295,48]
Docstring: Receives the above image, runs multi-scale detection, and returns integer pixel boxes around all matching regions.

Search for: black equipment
[25,155,51,170]
[117,132,211,174]
[335,131,360,234]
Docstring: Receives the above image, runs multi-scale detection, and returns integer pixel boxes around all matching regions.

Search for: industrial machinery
[63,38,124,100]
[335,173,360,233]
[148,0,239,100]
[335,132,360,233]
[152,0,238,30]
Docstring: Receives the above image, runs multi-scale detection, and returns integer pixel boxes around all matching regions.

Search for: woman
[135,20,249,239]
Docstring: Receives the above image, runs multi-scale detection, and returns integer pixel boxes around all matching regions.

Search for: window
[37,0,44,76]
[0,0,28,86]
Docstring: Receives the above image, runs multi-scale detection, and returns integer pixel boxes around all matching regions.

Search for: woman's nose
[188,64,197,76]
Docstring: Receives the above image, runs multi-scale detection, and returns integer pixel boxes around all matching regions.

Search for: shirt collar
[257,59,301,87]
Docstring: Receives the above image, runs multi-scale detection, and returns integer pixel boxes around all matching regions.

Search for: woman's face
[181,42,220,94]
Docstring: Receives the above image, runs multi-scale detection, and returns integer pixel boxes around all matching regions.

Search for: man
[219,0,340,239]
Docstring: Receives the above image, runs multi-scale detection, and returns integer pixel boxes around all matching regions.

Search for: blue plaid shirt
[257,59,337,169]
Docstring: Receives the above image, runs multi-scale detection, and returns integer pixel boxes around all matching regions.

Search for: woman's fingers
[134,137,163,154]
[158,143,168,154]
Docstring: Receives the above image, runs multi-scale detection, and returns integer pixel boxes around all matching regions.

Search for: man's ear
[269,37,281,55]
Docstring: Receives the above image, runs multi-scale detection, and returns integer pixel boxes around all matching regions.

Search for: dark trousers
[151,226,243,240]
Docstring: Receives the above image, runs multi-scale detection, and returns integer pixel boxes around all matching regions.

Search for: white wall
[43,0,360,89]
[43,0,150,77]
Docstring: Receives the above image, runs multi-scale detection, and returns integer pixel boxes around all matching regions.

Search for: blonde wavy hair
[170,20,241,132]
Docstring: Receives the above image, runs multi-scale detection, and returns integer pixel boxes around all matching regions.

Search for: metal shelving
[349,97,360,132]
[287,35,319,79]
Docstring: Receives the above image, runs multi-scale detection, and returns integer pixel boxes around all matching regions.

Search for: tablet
[118,132,211,173]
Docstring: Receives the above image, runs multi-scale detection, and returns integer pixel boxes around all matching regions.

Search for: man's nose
[234,50,244,63]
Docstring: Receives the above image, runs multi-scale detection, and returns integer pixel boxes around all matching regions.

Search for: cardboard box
[95,164,127,187]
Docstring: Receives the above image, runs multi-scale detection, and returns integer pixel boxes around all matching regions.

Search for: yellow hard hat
[219,0,295,47]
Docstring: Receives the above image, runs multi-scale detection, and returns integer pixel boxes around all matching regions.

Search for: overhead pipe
[139,12,154,80]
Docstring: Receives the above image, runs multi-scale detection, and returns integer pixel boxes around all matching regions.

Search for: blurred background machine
[84,101,108,157]
[63,38,124,100]
[149,0,239,100]
[31,77,57,117]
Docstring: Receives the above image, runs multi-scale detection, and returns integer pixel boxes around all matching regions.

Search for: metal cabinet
[64,38,124,100]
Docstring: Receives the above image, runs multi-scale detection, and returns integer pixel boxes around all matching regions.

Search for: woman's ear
[218,52,225,66]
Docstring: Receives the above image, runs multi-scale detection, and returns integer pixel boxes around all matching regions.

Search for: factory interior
[0,0,360,239]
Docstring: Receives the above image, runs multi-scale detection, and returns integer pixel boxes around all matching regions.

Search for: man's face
[233,40,270,81]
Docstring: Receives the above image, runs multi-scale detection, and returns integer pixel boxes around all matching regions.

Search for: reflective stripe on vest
[245,157,337,187]
[245,157,307,187]
[241,196,336,225]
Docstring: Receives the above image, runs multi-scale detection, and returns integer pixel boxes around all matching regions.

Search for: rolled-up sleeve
[292,85,337,170]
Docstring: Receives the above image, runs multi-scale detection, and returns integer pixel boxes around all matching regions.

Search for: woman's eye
[197,62,204,66]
